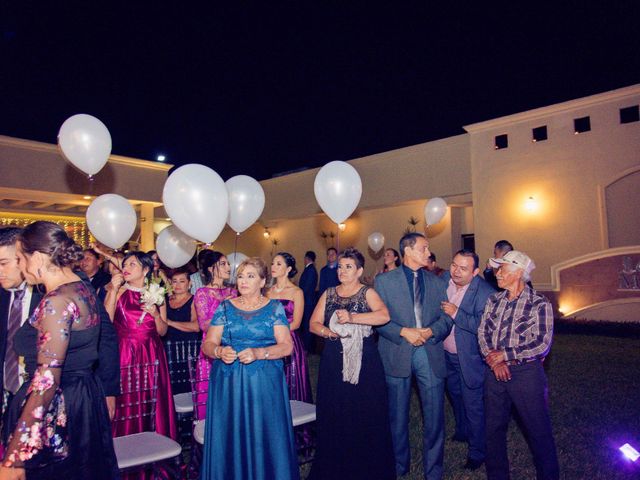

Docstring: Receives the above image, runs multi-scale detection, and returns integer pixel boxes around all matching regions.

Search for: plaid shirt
[478,285,554,361]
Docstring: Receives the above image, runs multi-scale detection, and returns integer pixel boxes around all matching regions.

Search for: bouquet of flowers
[138,279,169,324]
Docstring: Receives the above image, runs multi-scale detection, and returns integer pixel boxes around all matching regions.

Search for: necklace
[239,295,265,310]
[126,283,145,293]
[273,283,287,293]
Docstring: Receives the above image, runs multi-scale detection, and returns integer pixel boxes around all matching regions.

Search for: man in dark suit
[374,233,453,480]
[441,249,496,470]
[0,228,43,401]
[298,250,318,352]
[318,247,339,296]
[0,227,120,419]
[80,248,111,301]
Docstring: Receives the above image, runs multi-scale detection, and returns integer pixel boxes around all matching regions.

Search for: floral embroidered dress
[193,286,236,420]
[112,288,177,441]
[1,281,119,479]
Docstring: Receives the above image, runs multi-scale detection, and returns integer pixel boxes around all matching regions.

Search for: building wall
[211,199,455,281]
[466,85,640,287]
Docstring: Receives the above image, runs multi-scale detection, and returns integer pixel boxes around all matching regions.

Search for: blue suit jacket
[299,263,318,309]
[442,273,496,389]
[374,268,453,378]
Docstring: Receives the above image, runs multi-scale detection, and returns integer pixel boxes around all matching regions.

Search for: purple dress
[193,286,237,420]
[112,289,178,442]
[279,299,314,452]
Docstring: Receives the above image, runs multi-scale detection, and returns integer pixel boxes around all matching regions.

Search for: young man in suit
[374,233,453,480]
[0,228,42,406]
[0,227,120,420]
[441,249,496,470]
[80,248,111,301]
[298,250,318,352]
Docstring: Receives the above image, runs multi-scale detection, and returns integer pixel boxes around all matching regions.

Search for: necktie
[5,288,25,393]
[413,271,423,328]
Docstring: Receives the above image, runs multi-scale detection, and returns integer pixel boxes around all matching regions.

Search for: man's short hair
[453,248,479,270]
[399,233,425,258]
[0,227,23,247]
[494,240,514,253]
[326,247,337,255]
[83,248,100,260]
[305,251,316,262]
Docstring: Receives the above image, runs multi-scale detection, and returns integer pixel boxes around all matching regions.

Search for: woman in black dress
[308,248,395,480]
[0,221,118,480]
[163,268,200,394]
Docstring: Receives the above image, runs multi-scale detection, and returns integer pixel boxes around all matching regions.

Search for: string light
[0,214,90,247]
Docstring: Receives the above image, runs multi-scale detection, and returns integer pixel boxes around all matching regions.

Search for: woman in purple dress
[267,252,313,451]
[104,252,178,442]
[192,251,236,419]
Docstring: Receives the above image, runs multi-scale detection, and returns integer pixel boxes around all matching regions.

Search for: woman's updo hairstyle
[200,250,225,285]
[275,252,298,278]
[19,221,84,268]
[338,247,365,269]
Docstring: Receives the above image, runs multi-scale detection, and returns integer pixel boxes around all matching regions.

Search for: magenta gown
[112,289,178,441]
[193,286,237,420]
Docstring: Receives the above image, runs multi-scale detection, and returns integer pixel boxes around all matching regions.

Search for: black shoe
[450,433,467,443]
[463,458,484,470]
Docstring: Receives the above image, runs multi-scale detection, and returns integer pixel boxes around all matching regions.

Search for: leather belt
[505,357,539,366]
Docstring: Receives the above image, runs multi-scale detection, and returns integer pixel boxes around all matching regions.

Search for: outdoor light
[263,228,271,239]
[619,443,640,462]
[83,195,92,200]
[338,223,346,232]
[157,155,166,162]
[524,196,538,213]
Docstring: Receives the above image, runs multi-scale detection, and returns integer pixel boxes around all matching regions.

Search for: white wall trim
[548,245,640,291]
[561,297,640,319]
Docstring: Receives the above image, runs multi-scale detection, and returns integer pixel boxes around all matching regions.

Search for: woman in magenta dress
[104,252,178,442]
[193,251,236,419]
[267,252,313,451]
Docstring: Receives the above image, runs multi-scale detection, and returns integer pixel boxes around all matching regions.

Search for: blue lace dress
[201,299,299,480]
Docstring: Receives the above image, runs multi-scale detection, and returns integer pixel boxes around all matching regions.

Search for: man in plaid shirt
[478,250,559,480]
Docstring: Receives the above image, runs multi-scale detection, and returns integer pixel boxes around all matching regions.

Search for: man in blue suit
[298,250,318,352]
[441,249,496,470]
[375,233,453,480]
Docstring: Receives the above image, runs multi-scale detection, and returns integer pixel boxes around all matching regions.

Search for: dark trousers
[484,360,559,480]
[386,347,444,480]
[445,351,485,461]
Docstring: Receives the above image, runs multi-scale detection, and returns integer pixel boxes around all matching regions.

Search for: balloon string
[336,227,340,253]
[231,232,240,281]
[87,175,95,197]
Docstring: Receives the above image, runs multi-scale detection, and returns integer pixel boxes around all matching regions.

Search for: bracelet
[320,327,327,338]
[214,346,221,359]
[263,348,270,360]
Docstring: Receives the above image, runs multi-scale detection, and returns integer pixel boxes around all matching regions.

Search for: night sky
[1,2,639,180]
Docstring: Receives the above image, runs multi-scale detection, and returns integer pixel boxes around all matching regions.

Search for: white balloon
[86,194,136,249]
[58,114,112,176]
[226,252,248,282]
[314,161,362,224]
[156,225,197,268]
[367,232,385,253]
[163,164,229,244]
[424,197,448,225]
[225,175,265,233]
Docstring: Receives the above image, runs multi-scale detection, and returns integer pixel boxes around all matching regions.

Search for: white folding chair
[113,361,182,478]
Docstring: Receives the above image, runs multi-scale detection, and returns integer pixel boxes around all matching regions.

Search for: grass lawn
[302,333,640,479]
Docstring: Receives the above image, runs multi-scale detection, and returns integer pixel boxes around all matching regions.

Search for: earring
[37,268,42,278]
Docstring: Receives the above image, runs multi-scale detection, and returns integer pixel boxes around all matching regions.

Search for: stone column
[140,203,155,251]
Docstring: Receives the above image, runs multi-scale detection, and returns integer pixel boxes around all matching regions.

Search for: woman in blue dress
[200,257,299,480]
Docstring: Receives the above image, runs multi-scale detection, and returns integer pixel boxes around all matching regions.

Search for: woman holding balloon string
[104,251,178,442]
